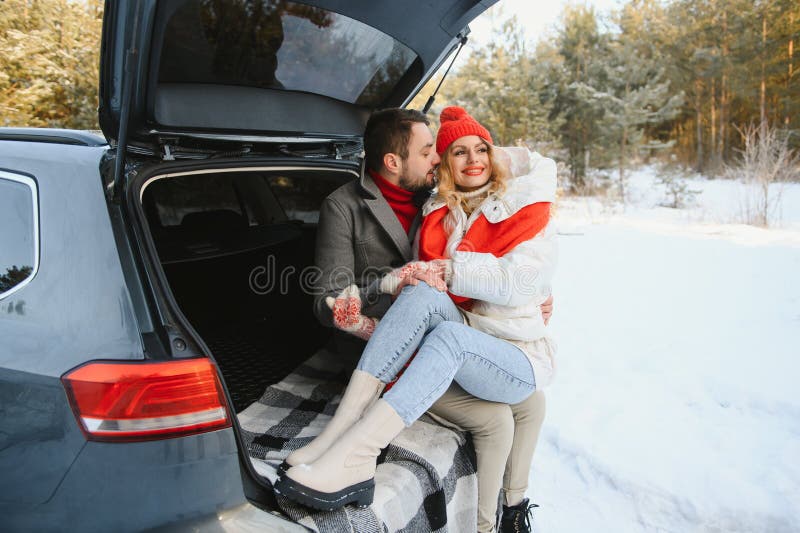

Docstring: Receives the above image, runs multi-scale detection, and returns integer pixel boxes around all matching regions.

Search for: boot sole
[274,476,375,511]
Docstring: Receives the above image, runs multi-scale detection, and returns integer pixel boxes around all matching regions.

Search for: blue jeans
[357,282,536,426]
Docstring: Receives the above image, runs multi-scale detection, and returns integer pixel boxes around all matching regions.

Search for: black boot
[498,498,539,533]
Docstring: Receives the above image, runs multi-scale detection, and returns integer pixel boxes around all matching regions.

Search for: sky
[470,0,623,44]
[423,0,624,82]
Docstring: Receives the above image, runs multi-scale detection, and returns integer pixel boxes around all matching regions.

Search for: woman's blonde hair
[435,140,511,216]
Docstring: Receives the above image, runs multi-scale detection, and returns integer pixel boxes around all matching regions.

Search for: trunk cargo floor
[204,321,320,412]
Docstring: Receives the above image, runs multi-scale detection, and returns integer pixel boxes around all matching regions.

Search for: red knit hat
[436,106,493,155]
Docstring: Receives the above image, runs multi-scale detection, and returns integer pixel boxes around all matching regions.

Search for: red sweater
[368,169,419,234]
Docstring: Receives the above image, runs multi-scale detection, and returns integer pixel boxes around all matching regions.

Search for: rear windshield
[157,0,417,107]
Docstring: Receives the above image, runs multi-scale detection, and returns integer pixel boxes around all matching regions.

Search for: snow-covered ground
[532,167,800,532]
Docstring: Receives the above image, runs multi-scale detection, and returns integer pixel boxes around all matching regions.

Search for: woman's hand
[326,285,379,340]
[540,294,554,325]
[379,261,448,296]
[428,259,453,286]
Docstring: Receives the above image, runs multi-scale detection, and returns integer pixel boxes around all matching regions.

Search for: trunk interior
[139,165,356,412]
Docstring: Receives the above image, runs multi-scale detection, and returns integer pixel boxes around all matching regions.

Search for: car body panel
[2,428,303,532]
[0,140,143,377]
[0,369,87,506]
[147,502,309,533]
[0,139,147,514]
[0,128,107,147]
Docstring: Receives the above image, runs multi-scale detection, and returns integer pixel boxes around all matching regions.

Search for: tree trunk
[710,77,717,170]
[760,11,767,131]
[620,124,628,201]
[695,78,703,172]
[584,147,590,175]
[619,81,630,198]
[788,10,794,127]
[721,9,729,162]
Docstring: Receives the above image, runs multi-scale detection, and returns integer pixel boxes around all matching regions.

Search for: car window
[158,0,417,107]
[0,171,39,299]
[143,171,351,228]
[145,174,251,228]
[265,173,349,223]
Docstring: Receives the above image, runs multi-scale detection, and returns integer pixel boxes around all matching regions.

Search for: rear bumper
[147,501,309,532]
[5,428,304,532]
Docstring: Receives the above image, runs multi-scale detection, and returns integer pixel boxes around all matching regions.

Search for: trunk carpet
[204,320,322,412]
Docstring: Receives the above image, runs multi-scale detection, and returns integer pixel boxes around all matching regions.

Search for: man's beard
[398,172,434,193]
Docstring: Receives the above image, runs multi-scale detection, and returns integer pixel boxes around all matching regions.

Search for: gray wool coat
[312,165,424,357]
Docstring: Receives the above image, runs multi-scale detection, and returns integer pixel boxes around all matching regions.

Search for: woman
[275,107,557,531]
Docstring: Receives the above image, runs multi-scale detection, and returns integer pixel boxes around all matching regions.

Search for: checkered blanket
[237,349,479,532]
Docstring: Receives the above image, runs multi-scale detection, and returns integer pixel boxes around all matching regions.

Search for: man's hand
[379,261,447,296]
[326,285,379,340]
[540,294,554,325]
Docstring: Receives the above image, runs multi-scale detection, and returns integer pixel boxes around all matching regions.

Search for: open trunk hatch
[99,0,496,149]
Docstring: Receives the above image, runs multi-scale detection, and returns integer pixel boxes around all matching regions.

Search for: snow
[531,167,800,532]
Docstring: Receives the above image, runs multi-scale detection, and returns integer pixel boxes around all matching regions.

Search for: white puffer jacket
[418,149,559,388]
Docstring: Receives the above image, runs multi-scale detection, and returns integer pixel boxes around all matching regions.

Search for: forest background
[2,0,798,199]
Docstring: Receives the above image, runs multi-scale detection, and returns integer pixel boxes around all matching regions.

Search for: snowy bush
[725,124,799,227]
[655,166,700,208]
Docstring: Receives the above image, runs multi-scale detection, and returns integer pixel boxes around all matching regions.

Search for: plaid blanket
[237,349,479,532]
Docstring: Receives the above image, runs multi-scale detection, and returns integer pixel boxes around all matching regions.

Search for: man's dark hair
[363,108,430,172]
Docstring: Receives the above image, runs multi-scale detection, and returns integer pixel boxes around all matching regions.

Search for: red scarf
[369,169,419,234]
[418,202,551,309]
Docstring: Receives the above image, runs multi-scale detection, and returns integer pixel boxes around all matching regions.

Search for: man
[310,108,550,532]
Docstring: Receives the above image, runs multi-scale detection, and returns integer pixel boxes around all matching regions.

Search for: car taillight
[61,358,231,442]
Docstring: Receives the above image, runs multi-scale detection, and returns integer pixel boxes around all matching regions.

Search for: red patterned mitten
[326,285,379,340]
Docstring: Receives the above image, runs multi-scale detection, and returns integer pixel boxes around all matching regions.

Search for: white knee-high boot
[282,369,384,472]
[275,399,406,511]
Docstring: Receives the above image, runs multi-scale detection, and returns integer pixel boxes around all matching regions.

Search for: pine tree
[551,5,608,191]
[415,15,559,151]
[571,20,683,199]
[0,0,103,128]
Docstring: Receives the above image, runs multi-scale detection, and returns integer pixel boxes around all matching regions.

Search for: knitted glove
[379,261,448,296]
[326,285,379,340]
[429,259,453,285]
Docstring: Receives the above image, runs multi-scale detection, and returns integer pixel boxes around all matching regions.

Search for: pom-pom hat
[436,106,493,155]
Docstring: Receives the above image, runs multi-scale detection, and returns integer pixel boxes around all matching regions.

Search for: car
[0,0,495,531]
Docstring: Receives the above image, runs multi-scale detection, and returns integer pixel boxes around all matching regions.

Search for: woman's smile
[463,166,486,177]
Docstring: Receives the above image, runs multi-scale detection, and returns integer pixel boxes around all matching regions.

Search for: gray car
[0,0,494,531]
